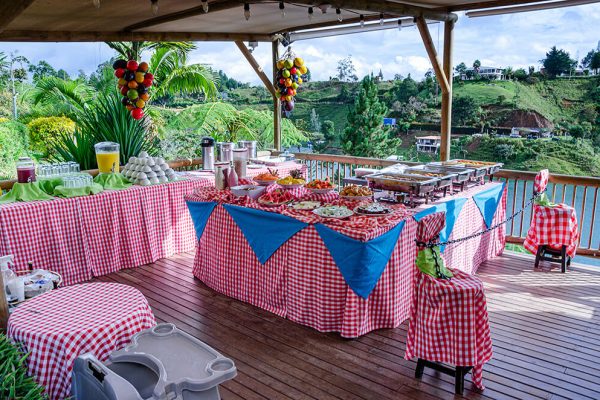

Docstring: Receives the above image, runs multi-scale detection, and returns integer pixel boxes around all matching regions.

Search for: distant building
[461,66,504,80]
[510,127,552,138]
[416,136,441,153]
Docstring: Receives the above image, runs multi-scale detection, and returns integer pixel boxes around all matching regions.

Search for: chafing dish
[432,160,503,176]
[364,172,438,196]
[404,167,458,188]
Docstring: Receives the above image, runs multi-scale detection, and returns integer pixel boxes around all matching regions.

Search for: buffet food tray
[432,160,503,176]
[364,172,438,195]
[403,168,457,188]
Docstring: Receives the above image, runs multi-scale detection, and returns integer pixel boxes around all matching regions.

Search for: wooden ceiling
[0,0,581,42]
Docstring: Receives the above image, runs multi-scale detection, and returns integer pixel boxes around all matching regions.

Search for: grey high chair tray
[72,323,237,400]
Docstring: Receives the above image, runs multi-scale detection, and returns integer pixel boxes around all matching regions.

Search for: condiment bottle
[227,162,239,187]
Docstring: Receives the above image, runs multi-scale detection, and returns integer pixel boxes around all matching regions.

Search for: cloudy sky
[1,3,599,84]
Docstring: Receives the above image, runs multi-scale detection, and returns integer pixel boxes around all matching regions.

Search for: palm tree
[27,77,94,119]
[105,41,218,101]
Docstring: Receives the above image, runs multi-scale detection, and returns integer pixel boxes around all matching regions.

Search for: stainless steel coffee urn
[216,142,234,163]
[238,140,257,159]
[201,137,215,170]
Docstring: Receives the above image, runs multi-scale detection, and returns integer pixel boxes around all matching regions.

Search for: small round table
[8,282,156,400]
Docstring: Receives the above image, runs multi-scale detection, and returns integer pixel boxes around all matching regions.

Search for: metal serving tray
[364,172,438,195]
[451,159,503,175]
[403,168,457,188]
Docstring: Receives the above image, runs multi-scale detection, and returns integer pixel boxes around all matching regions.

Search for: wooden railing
[282,152,600,258]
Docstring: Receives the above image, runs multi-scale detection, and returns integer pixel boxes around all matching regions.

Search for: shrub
[0,333,47,399]
[0,120,29,179]
[27,116,75,157]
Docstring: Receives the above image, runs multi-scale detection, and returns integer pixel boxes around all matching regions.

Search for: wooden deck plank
[91,251,600,399]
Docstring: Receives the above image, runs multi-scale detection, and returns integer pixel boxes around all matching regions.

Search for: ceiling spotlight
[151,0,159,15]
[398,19,402,31]
[336,8,342,22]
[248,41,258,53]
[359,14,365,28]
[308,7,314,20]
[92,0,101,9]
[379,13,384,26]
[244,3,250,20]
[318,4,330,14]
[279,1,285,18]
[201,0,208,13]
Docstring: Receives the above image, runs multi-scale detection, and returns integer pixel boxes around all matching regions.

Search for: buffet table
[187,181,506,337]
[0,162,304,286]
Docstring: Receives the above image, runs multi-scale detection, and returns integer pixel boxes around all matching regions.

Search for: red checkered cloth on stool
[8,282,156,400]
[524,170,579,257]
[405,212,493,391]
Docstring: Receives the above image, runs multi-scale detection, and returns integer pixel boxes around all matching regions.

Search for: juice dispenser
[16,157,36,183]
[95,142,120,173]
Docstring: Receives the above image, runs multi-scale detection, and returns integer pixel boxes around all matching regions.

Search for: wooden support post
[235,41,277,97]
[416,17,450,95]
[440,20,454,161]
[272,40,282,151]
[0,273,8,331]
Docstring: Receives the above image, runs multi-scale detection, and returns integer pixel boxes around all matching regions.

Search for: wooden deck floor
[94,252,600,400]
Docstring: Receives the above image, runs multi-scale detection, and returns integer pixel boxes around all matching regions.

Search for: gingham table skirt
[191,182,506,337]
[405,270,493,390]
[8,282,156,400]
[0,178,213,286]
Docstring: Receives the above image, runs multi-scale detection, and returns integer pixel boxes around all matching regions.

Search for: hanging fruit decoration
[274,48,309,117]
[113,59,153,120]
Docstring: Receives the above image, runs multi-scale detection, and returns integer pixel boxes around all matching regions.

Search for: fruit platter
[254,169,280,186]
[313,205,354,219]
[230,185,265,199]
[339,185,373,201]
[277,169,305,189]
[354,202,393,216]
[290,201,321,210]
[257,188,294,206]
[305,178,335,194]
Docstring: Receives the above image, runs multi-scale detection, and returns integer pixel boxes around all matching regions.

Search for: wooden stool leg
[415,358,426,379]
[455,366,468,395]
[561,245,567,273]
[534,246,544,269]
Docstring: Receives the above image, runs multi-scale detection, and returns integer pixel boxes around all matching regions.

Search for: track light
[360,14,365,28]
[201,0,208,13]
[398,19,402,31]
[244,3,251,20]
[379,13,384,26]
[92,0,101,9]
[151,0,159,15]
[318,4,329,13]
[279,1,285,17]
[308,7,314,20]
[336,8,342,22]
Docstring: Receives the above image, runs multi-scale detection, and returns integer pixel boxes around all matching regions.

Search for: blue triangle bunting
[223,204,307,264]
[186,201,217,240]
[472,183,506,228]
[413,197,468,252]
[315,221,405,299]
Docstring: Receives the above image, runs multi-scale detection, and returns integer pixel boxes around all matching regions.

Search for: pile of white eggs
[121,151,177,186]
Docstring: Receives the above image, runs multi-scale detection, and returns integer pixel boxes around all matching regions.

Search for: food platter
[305,179,335,194]
[313,205,354,219]
[354,203,393,217]
[278,183,304,190]
[339,184,373,200]
[364,172,438,196]
[257,188,294,206]
[290,201,321,210]
[339,194,372,201]
[258,198,293,207]
[254,179,277,186]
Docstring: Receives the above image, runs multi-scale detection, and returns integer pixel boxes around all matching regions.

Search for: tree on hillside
[392,74,419,103]
[341,74,401,158]
[581,49,597,69]
[503,66,513,80]
[590,52,600,74]
[309,108,321,134]
[472,60,481,72]
[28,60,57,82]
[454,62,467,79]
[313,120,336,153]
[541,46,577,77]
[513,68,527,81]
[452,96,478,125]
[336,56,359,82]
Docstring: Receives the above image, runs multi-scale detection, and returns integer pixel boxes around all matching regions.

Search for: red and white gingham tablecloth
[0,163,304,286]
[8,282,156,400]
[189,182,505,337]
[405,270,493,390]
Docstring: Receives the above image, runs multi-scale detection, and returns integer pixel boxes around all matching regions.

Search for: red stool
[406,213,493,394]
[524,170,579,272]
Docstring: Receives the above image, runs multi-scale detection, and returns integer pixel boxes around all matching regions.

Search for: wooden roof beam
[416,16,450,94]
[288,0,457,22]
[0,30,273,42]
[235,40,277,97]
[0,0,36,33]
